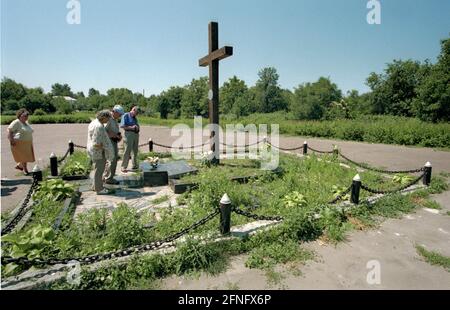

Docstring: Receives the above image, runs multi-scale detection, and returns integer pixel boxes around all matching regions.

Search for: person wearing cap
[104,105,124,184]
[87,110,115,195]
[120,105,140,172]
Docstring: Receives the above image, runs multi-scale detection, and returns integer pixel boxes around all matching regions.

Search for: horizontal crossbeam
[199,46,233,67]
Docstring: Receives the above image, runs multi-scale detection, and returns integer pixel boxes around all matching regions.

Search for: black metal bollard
[303,141,308,155]
[149,139,154,152]
[423,162,432,186]
[220,193,232,235]
[350,174,361,204]
[32,165,43,182]
[69,140,75,155]
[50,152,58,177]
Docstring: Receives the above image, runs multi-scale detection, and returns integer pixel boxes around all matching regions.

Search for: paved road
[1,123,449,290]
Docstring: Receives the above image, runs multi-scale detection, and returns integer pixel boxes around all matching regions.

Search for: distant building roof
[53,96,77,101]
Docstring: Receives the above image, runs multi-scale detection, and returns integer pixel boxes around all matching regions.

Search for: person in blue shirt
[120,106,140,172]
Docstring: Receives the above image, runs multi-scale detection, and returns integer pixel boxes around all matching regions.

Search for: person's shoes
[23,171,30,176]
[121,168,128,173]
[105,179,120,185]
[97,188,115,195]
[15,165,23,171]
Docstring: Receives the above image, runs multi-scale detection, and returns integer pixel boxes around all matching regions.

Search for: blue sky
[1,0,449,96]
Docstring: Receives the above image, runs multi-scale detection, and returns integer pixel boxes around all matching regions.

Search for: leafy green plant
[317,207,351,243]
[33,179,75,201]
[283,191,307,208]
[392,174,413,185]
[60,151,91,176]
[61,162,87,176]
[331,185,351,201]
[2,225,55,276]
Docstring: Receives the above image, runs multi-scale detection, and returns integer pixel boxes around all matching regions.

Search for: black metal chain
[152,141,208,149]
[1,209,219,266]
[361,172,425,195]
[328,185,352,204]
[339,152,424,174]
[221,139,265,148]
[307,146,334,154]
[73,143,87,150]
[1,179,40,236]
[232,206,283,221]
[266,142,303,151]
[57,148,70,164]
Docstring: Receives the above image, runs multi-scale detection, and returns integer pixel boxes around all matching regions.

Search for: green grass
[151,195,169,205]
[422,200,442,210]
[245,240,314,270]
[416,245,450,272]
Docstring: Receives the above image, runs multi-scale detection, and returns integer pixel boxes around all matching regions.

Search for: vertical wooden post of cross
[199,22,233,165]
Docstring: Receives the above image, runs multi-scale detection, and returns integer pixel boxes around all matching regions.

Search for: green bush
[33,108,46,116]
[0,113,92,125]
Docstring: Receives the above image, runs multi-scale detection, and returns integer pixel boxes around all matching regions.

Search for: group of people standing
[7,106,141,196]
[87,105,140,195]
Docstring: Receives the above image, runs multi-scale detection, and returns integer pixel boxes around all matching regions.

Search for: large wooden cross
[199,22,233,165]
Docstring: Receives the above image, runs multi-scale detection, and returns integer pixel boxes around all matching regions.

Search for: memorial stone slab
[140,161,197,186]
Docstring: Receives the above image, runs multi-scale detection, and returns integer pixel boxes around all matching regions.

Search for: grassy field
[2,112,449,148]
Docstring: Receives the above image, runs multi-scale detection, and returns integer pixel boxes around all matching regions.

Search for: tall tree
[254,67,287,113]
[51,83,74,97]
[415,38,450,122]
[220,76,248,114]
[181,77,209,118]
[158,86,185,119]
[1,78,28,103]
[366,59,431,116]
[88,88,100,97]
[106,88,134,110]
[290,77,342,120]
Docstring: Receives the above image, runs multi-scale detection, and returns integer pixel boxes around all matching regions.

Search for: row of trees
[0,80,147,115]
[1,38,448,122]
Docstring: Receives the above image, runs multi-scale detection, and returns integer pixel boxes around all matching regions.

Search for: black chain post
[303,141,308,155]
[149,138,153,152]
[333,145,339,157]
[69,140,75,155]
[351,174,361,204]
[50,153,58,177]
[32,165,43,182]
[423,162,432,186]
[220,194,231,235]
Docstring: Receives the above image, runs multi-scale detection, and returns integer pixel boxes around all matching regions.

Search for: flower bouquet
[147,156,159,169]
[200,151,214,167]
